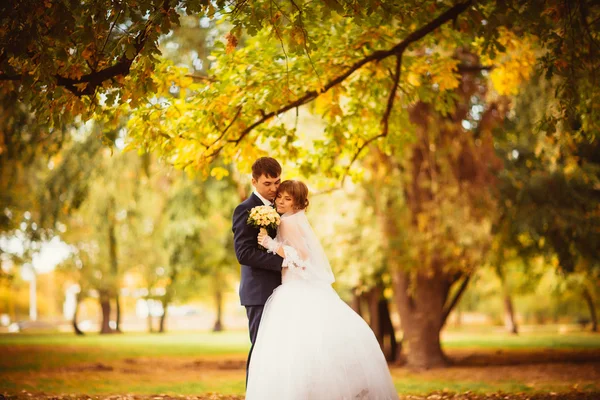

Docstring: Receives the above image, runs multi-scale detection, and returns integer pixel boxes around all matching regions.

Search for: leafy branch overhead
[125,0,600,178]
[1,0,599,176]
[209,0,475,170]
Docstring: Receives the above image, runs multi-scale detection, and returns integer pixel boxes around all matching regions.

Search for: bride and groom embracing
[232,157,398,399]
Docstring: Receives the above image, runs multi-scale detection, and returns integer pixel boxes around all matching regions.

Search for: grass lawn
[1,328,599,397]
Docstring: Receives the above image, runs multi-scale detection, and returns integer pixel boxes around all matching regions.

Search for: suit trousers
[245,305,264,387]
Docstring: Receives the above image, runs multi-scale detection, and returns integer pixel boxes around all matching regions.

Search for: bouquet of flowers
[247,205,281,249]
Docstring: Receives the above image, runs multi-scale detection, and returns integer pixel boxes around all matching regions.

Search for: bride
[247,180,398,400]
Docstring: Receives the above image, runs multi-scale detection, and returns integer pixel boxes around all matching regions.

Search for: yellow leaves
[475,28,538,96]
[406,57,459,91]
[314,87,344,119]
[431,58,460,92]
[290,25,306,46]
[563,157,579,176]
[210,167,230,180]
[406,60,428,87]
[490,57,535,96]
[517,232,533,247]
[417,213,429,232]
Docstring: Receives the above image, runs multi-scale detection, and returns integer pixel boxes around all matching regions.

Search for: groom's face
[252,174,281,202]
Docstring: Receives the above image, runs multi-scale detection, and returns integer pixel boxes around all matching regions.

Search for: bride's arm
[257,230,286,258]
[258,221,309,271]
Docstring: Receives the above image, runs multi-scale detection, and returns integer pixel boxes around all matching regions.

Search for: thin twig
[209,106,243,148]
[101,8,123,56]
[270,2,292,98]
[186,74,217,82]
[338,54,402,184]
[290,0,322,87]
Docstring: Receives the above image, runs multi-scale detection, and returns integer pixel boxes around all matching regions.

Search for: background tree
[494,73,600,331]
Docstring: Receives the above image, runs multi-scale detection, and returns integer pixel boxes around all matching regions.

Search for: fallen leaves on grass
[2,391,600,400]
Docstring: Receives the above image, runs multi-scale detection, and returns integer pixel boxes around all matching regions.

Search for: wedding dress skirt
[246,277,398,400]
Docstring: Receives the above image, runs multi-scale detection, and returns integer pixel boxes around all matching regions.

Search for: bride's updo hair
[277,180,309,210]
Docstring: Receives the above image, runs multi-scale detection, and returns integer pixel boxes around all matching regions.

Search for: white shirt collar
[253,190,273,206]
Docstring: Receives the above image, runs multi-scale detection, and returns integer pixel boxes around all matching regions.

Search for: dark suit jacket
[232,193,283,306]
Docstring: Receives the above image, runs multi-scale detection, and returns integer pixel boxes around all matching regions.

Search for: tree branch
[56,25,151,96]
[457,64,495,73]
[11,0,172,97]
[0,74,21,81]
[226,0,473,145]
[441,273,471,328]
[186,74,217,82]
[382,54,402,138]
[209,106,243,149]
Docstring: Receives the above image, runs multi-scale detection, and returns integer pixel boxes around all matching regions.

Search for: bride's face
[275,191,295,214]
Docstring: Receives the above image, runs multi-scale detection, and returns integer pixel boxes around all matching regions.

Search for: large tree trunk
[374,169,450,368]
[583,287,598,332]
[503,294,519,334]
[393,269,449,369]
[368,57,502,369]
[99,290,112,334]
[72,292,84,336]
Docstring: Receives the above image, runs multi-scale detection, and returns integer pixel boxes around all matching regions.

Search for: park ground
[1,327,599,399]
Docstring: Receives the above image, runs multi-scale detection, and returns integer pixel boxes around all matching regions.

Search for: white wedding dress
[246,210,398,400]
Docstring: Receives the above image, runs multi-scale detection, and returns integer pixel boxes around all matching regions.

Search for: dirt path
[2,348,599,399]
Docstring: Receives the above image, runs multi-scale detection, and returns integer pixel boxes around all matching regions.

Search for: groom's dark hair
[252,157,282,180]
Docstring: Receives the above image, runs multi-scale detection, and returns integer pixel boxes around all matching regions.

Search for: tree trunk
[351,288,363,317]
[365,284,398,361]
[503,294,519,334]
[159,297,168,333]
[213,288,223,332]
[378,296,398,362]
[377,183,450,368]
[441,274,471,329]
[99,290,112,334]
[583,287,598,332]
[454,306,462,327]
[392,269,449,369]
[147,299,154,333]
[366,285,382,346]
[107,196,120,332]
[72,292,84,336]
[115,294,122,333]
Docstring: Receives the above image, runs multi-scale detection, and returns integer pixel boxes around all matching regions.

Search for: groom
[232,157,285,385]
